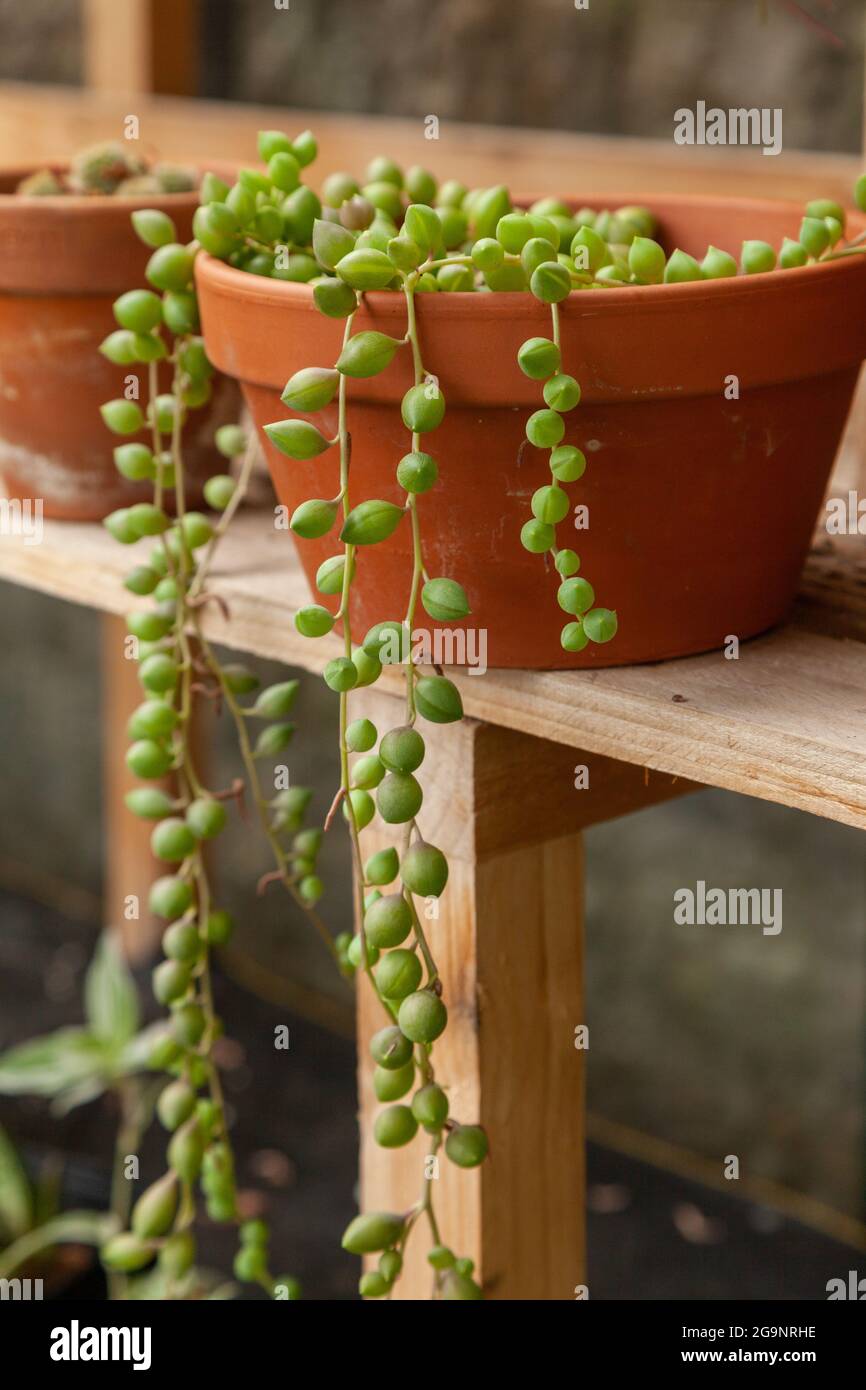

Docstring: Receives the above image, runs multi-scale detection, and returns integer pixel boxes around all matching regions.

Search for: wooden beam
[2,510,862,828]
[0,83,861,204]
[353,688,587,1299]
[83,0,199,97]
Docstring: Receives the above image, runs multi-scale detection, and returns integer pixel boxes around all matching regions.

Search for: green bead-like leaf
[472,184,512,240]
[779,237,808,270]
[557,576,595,615]
[388,236,423,272]
[290,498,338,539]
[415,675,463,724]
[313,278,358,319]
[520,518,554,553]
[295,605,335,638]
[664,249,704,284]
[252,680,299,718]
[799,216,830,259]
[312,218,357,271]
[530,261,571,303]
[517,337,560,380]
[100,400,144,436]
[582,607,619,643]
[340,499,404,546]
[99,330,138,365]
[131,209,176,249]
[401,383,445,433]
[628,236,666,284]
[561,620,589,653]
[403,203,441,252]
[335,248,396,290]
[570,225,611,273]
[280,367,339,413]
[421,578,470,622]
[740,241,776,275]
[316,553,351,595]
[263,419,332,460]
[341,1212,405,1255]
[700,245,737,280]
[396,450,438,494]
[336,331,401,379]
[471,237,504,273]
[254,722,295,758]
[145,243,195,293]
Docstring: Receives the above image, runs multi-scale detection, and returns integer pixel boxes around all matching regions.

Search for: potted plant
[0,142,238,520]
[194,144,866,670]
[87,130,866,1301]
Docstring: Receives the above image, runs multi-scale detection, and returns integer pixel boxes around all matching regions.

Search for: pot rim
[0,159,236,211]
[196,189,866,318]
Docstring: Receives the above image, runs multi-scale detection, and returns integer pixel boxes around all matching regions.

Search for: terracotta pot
[0,165,238,520]
[196,193,866,670]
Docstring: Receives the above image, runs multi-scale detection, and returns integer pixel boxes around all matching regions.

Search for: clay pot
[196,193,866,670]
[0,166,238,520]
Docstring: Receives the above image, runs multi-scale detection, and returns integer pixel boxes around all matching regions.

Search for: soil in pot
[0,164,238,521]
[196,193,866,670]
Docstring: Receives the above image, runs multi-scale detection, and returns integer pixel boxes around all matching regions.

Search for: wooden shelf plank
[2,510,864,828]
[0,82,862,206]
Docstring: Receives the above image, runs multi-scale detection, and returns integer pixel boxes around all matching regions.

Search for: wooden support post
[83,0,200,96]
[353,686,696,1299]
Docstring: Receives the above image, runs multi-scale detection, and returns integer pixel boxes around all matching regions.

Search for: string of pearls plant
[99,128,866,1300]
[97,199,319,1299]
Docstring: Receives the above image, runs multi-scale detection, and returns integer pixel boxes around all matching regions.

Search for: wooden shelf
[2,509,864,830]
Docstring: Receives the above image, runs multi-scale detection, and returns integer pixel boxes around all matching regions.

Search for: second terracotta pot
[0,166,238,520]
[197,193,866,670]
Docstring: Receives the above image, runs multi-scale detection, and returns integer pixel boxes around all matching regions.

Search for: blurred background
[0,0,864,1300]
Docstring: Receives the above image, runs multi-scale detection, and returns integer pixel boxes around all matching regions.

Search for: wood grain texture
[2,509,863,827]
[0,82,861,203]
[82,0,200,97]
[353,688,584,1300]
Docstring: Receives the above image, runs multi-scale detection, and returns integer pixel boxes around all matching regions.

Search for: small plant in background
[15,142,197,198]
[0,934,226,1299]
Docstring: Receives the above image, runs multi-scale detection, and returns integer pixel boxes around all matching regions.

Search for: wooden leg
[101,613,165,962]
[353,688,697,1299]
[355,686,634,1298]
